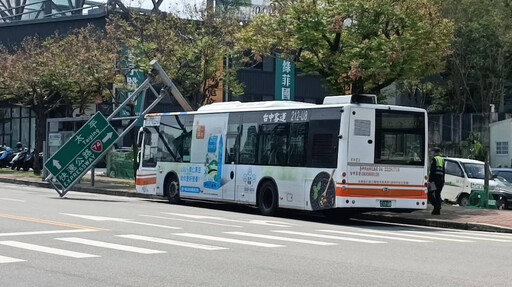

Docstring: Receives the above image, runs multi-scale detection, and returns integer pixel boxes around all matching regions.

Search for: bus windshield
[374,110,425,166]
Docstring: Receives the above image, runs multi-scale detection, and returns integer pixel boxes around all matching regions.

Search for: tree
[441,0,512,114]
[0,26,120,174]
[108,9,244,108]
[236,0,453,94]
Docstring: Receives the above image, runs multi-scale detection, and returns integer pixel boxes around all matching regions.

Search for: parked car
[491,168,512,183]
[442,157,496,206]
[491,176,512,210]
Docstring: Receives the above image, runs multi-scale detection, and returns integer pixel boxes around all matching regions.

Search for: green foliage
[108,10,244,108]
[0,25,119,115]
[236,0,453,94]
[0,26,120,174]
[441,0,512,113]
[460,132,485,161]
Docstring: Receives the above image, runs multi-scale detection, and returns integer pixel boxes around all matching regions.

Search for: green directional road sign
[45,112,119,190]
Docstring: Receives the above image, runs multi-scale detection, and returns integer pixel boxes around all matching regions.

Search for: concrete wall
[490,119,512,167]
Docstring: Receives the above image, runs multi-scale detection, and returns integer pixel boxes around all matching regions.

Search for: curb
[3,177,512,233]
[0,177,161,200]
[354,213,512,234]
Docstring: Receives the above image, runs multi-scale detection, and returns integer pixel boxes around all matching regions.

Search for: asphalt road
[1,183,510,287]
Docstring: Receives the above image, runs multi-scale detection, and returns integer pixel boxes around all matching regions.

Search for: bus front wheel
[165,175,181,204]
[258,181,278,216]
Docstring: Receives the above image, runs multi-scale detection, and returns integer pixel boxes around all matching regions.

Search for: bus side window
[239,125,258,164]
[225,114,241,164]
[142,129,157,167]
[258,123,288,166]
[288,122,307,166]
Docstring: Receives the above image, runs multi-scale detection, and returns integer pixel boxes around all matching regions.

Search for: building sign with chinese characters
[275,54,295,101]
[119,46,145,126]
[44,112,119,189]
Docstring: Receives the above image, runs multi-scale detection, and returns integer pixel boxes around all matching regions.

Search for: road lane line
[402,231,512,242]
[56,238,166,254]
[0,229,96,237]
[120,221,182,230]
[162,212,295,227]
[140,215,243,228]
[0,255,25,263]
[117,235,227,251]
[0,241,99,258]
[317,230,430,242]
[0,197,25,202]
[353,229,474,242]
[0,213,106,231]
[60,213,181,230]
[224,232,337,246]
[174,233,285,248]
[441,231,512,240]
[272,230,386,244]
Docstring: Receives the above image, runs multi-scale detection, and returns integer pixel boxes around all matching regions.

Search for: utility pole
[483,105,493,208]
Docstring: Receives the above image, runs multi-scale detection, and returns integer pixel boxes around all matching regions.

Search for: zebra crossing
[1,226,511,264]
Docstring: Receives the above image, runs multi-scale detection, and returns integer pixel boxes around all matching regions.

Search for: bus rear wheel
[165,175,181,204]
[258,181,278,216]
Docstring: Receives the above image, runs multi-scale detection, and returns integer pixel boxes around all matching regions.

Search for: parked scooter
[11,148,29,170]
[20,150,42,171]
[0,147,15,168]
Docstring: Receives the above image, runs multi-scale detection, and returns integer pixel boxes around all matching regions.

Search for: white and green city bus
[136,94,428,216]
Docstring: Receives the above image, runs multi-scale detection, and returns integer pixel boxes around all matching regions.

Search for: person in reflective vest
[428,147,445,215]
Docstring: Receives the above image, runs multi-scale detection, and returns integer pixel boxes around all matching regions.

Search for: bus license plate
[380,200,392,208]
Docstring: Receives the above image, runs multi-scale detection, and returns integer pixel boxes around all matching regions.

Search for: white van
[442,157,496,206]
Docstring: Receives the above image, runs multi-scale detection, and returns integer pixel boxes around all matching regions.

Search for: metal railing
[0,0,108,23]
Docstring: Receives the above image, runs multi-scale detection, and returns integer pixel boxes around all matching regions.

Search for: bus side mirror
[137,128,144,148]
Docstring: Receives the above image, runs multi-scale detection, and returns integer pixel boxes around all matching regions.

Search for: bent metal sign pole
[44,60,193,197]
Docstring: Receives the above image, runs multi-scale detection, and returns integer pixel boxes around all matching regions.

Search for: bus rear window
[374,110,425,166]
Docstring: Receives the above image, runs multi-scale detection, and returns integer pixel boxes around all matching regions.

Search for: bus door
[222,114,241,201]
[136,126,158,195]
[191,113,229,199]
[348,107,375,164]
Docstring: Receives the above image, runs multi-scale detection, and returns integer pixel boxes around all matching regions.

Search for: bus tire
[257,180,278,216]
[165,174,181,204]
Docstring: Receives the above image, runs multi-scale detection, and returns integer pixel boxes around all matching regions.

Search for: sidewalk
[1,171,512,233]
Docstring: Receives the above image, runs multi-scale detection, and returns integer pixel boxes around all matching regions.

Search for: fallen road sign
[45,112,119,191]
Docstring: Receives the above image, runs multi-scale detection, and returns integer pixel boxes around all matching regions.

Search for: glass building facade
[0,106,36,149]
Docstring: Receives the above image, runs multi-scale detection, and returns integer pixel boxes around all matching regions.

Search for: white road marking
[61,214,129,221]
[61,213,181,230]
[117,235,227,251]
[0,197,25,202]
[441,231,512,240]
[0,241,99,258]
[224,232,337,246]
[0,255,25,263]
[56,237,166,254]
[174,233,285,248]
[317,230,431,243]
[162,212,295,227]
[354,229,474,242]
[272,230,386,244]
[401,231,512,242]
[140,215,243,228]
[0,229,96,237]
[120,221,182,230]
